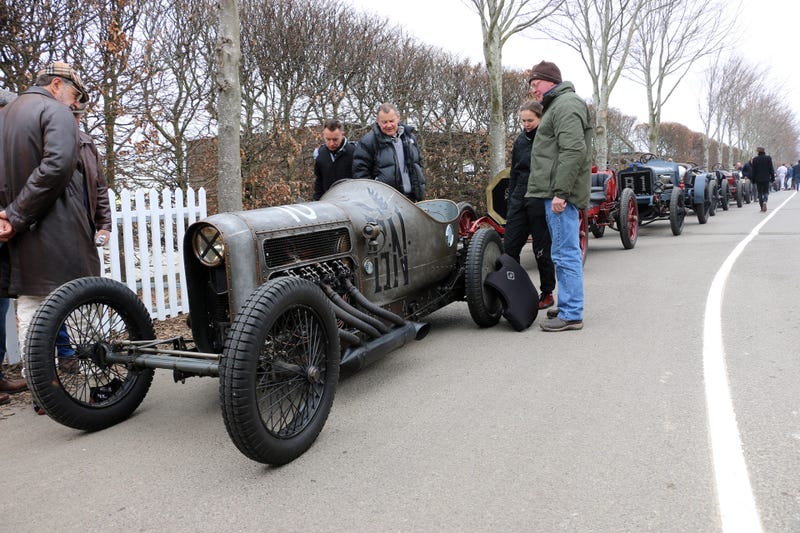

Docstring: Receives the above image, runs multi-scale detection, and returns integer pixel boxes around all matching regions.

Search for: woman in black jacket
[503,100,555,309]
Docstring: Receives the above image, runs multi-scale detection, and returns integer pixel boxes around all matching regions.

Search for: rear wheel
[707,180,717,216]
[735,180,743,207]
[465,228,503,327]
[25,277,155,430]
[669,187,685,236]
[220,277,340,465]
[720,182,730,211]
[695,179,710,224]
[457,202,477,237]
[618,188,638,250]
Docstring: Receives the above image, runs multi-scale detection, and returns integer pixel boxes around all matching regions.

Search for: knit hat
[36,61,89,103]
[528,61,562,85]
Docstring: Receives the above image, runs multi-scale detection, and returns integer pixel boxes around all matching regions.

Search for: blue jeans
[544,200,583,321]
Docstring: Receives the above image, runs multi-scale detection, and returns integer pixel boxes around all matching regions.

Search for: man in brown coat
[0,61,95,387]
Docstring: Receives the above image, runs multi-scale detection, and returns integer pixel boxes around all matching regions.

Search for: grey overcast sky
[347,0,800,135]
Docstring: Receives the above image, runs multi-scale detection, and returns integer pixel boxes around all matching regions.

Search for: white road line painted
[703,192,795,532]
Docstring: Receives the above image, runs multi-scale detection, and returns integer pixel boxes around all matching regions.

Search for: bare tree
[466,0,563,177]
[216,0,242,212]
[543,0,649,167]
[138,0,216,189]
[628,0,733,153]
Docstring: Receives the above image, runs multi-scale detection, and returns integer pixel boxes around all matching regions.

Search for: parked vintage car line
[24,180,512,465]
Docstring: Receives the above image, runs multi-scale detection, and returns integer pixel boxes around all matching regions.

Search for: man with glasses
[524,61,592,332]
[0,61,95,400]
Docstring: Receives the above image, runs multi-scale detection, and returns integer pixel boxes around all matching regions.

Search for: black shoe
[540,317,583,331]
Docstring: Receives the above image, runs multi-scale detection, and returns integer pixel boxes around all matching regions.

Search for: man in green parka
[524,61,592,331]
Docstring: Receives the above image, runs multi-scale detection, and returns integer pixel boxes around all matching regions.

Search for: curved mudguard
[484,254,539,331]
[690,174,707,204]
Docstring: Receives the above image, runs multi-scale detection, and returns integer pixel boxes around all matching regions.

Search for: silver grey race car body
[25,179,506,466]
[185,180,463,356]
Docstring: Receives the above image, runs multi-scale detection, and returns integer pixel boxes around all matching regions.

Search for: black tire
[707,180,717,217]
[735,180,743,207]
[745,181,752,203]
[590,223,605,238]
[25,277,155,430]
[669,187,685,236]
[720,182,730,211]
[219,277,340,465]
[618,188,638,250]
[695,180,710,225]
[465,227,503,327]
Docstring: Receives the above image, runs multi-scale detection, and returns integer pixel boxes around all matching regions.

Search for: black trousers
[755,181,771,206]
[502,192,555,294]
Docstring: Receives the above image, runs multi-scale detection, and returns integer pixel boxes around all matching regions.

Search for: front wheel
[465,228,503,327]
[220,277,340,465]
[669,187,685,236]
[25,277,155,430]
[618,188,638,249]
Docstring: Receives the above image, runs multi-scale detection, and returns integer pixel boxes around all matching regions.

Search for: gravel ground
[0,314,191,418]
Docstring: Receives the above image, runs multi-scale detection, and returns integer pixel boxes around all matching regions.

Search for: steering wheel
[639,152,657,164]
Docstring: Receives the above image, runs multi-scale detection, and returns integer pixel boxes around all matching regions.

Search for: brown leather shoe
[0,377,28,393]
[0,392,9,405]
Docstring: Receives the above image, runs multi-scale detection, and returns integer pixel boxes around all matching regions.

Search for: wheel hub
[306,365,321,383]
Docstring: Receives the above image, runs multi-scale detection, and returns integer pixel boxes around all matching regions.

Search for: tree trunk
[216,0,242,213]
[484,32,506,178]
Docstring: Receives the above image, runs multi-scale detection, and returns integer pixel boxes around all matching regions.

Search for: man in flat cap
[0,61,97,388]
[524,61,592,332]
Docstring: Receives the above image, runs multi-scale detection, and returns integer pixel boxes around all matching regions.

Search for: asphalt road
[1,191,798,532]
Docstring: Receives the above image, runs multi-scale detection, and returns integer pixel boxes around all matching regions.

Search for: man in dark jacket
[313,119,356,200]
[352,103,425,201]
[74,103,112,247]
[792,160,800,192]
[0,61,94,381]
[750,147,775,212]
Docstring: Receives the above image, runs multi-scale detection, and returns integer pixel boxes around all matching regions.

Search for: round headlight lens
[193,225,224,267]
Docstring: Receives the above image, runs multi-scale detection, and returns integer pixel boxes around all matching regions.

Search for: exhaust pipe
[344,279,406,326]
[339,321,429,372]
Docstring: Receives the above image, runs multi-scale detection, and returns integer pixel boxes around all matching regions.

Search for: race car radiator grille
[620,170,653,196]
[263,228,351,268]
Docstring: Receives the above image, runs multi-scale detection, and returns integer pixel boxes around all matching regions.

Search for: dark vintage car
[617,154,711,235]
[24,180,517,465]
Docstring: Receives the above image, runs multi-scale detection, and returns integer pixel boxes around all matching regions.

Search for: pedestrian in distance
[352,103,425,201]
[750,147,775,212]
[792,160,800,192]
[313,119,356,200]
[525,61,592,332]
[503,99,555,310]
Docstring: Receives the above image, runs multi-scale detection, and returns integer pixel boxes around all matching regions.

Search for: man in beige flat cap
[0,61,97,400]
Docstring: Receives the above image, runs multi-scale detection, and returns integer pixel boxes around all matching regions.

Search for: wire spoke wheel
[25,277,155,430]
[220,277,339,465]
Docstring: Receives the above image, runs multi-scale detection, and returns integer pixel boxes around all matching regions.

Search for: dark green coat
[525,82,592,209]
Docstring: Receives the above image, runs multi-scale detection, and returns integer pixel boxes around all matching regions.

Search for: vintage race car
[24,180,525,465]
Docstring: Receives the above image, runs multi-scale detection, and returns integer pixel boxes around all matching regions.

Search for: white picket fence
[4,186,208,365]
[100,186,208,320]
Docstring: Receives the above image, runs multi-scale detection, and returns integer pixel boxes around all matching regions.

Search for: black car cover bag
[484,253,539,331]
